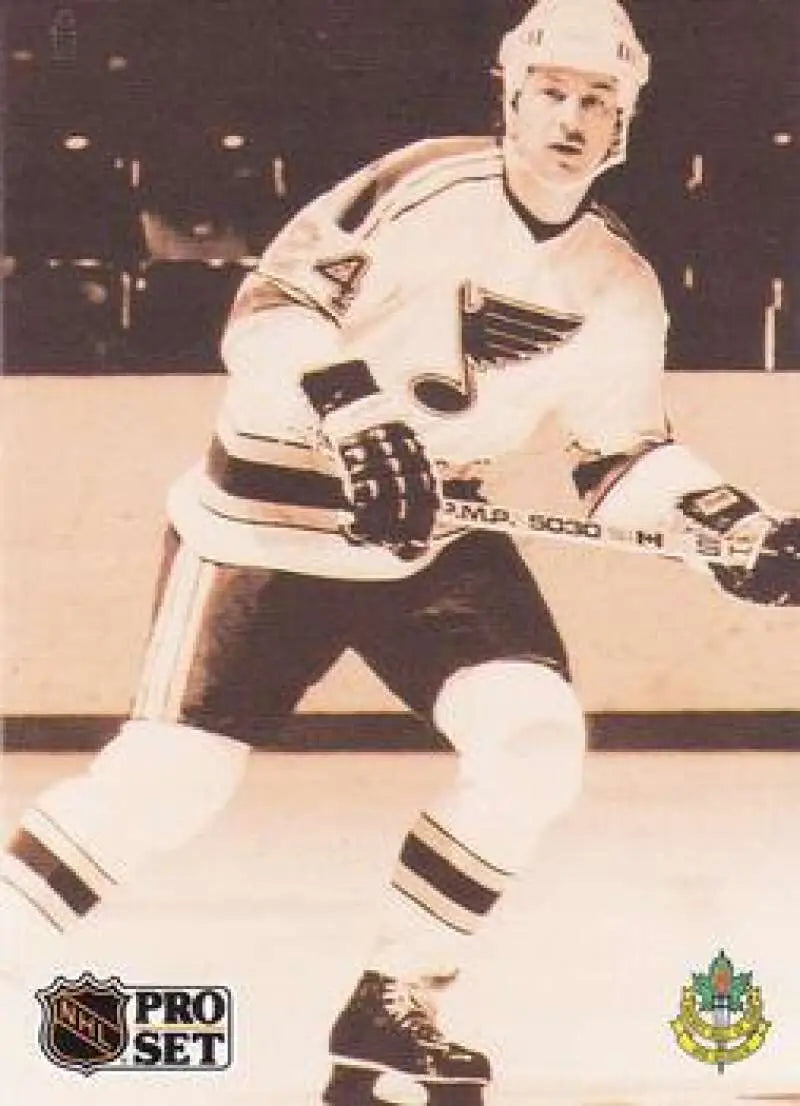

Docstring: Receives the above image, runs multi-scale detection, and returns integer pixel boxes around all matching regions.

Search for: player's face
[510,65,620,183]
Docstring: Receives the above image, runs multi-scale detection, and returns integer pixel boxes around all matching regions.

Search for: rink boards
[3,370,800,727]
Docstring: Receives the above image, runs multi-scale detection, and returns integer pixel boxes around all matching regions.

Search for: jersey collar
[502,174,590,242]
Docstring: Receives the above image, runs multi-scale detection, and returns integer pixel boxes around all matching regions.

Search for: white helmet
[498,0,650,169]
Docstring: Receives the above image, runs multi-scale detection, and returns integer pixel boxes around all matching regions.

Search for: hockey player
[2,1,799,1102]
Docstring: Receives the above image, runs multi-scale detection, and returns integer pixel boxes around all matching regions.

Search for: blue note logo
[411,282,584,415]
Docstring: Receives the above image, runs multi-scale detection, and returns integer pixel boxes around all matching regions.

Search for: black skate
[323,971,490,1106]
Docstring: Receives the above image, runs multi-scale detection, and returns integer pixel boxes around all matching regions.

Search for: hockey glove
[678,485,800,606]
[301,360,439,560]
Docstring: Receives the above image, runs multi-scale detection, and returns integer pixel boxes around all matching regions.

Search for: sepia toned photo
[1,2,799,1102]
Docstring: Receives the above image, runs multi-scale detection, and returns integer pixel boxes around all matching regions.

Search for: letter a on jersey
[314,253,369,313]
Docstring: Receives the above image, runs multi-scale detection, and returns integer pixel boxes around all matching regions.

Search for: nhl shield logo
[36,972,130,1075]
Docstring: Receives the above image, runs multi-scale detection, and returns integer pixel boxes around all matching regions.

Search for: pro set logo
[36,972,233,1075]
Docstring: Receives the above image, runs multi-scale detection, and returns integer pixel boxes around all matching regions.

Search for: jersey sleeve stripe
[337,178,380,233]
[227,276,301,325]
[206,436,347,509]
[255,271,343,326]
[368,170,501,237]
[200,486,343,534]
[337,137,498,236]
[216,413,317,468]
[357,143,501,237]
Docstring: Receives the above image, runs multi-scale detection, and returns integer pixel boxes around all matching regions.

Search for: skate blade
[323,1063,486,1106]
[373,1071,428,1105]
[383,1076,486,1106]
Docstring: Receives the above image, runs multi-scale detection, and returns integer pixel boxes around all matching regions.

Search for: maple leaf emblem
[692,950,752,1012]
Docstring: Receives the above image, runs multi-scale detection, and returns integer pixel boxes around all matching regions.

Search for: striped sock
[1,807,116,937]
[369,813,514,982]
[393,813,512,936]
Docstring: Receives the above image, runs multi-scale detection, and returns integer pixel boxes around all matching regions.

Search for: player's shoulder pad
[585,199,663,307]
[587,200,639,252]
[337,136,501,236]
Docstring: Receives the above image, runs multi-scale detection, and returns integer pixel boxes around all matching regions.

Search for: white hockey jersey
[168,136,719,580]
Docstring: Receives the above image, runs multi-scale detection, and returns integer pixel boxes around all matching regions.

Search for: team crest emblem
[36,972,130,1075]
[460,282,584,372]
[411,282,585,416]
[670,950,771,1072]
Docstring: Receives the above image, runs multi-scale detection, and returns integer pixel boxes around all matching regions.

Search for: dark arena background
[2,0,800,752]
[3,0,798,372]
[3,0,799,751]
[2,0,799,751]
[3,5,800,1105]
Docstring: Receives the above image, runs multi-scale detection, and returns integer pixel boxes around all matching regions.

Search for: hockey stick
[438,496,761,568]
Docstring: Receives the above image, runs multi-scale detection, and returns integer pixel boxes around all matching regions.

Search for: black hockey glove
[301,360,439,560]
[678,485,800,606]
